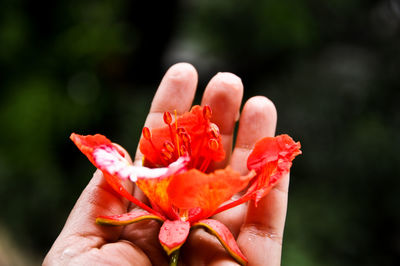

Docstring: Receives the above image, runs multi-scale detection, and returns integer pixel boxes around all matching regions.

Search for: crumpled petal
[246,134,301,204]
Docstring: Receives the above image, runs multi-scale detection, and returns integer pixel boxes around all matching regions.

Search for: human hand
[44,63,287,265]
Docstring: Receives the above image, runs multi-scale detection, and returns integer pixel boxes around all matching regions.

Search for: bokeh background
[1,0,399,265]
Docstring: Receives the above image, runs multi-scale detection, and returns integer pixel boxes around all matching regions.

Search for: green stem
[169,249,180,266]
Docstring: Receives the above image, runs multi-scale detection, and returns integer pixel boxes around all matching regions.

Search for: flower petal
[192,219,247,265]
[159,220,190,255]
[246,134,301,204]
[70,133,165,218]
[93,148,189,182]
[70,133,116,165]
[135,156,191,220]
[167,167,255,219]
[96,209,164,226]
[92,145,141,181]
[70,134,131,193]
[247,134,301,171]
[136,176,178,220]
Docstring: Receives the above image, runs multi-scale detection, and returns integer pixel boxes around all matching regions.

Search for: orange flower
[70,105,301,265]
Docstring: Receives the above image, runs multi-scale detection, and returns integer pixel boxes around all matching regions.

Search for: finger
[64,144,134,238]
[55,241,152,266]
[238,174,289,266]
[230,96,277,174]
[231,97,286,266]
[121,219,168,266]
[125,63,198,265]
[131,63,198,204]
[45,170,132,263]
[201,72,243,169]
[45,238,152,265]
[212,96,277,237]
[181,228,239,265]
[134,62,198,164]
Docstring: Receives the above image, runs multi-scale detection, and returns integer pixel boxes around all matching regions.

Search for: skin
[44,62,287,266]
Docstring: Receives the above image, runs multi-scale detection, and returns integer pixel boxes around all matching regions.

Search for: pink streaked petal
[192,219,247,265]
[70,133,165,218]
[70,133,113,165]
[93,145,137,180]
[93,147,189,182]
[159,220,190,255]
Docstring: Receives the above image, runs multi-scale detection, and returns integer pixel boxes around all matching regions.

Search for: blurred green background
[0,0,399,265]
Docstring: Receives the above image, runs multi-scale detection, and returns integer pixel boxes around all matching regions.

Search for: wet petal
[192,219,247,265]
[96,209,164,226]
[159,220,190,255]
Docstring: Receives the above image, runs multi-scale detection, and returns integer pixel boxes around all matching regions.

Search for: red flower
[70,105,301,265]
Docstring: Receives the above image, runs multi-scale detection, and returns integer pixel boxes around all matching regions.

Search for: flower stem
[169,249,180,266]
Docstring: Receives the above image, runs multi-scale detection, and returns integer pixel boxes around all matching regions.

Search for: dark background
[0,0,399,265]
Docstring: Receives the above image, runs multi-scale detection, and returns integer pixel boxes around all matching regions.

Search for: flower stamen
[198,158,211,172]
[164,111,177,157]
[142,127,169,165]
[179,131,192,156]
[142,127,152,141]
[161,141,176,163]
[164,141,175,153]
[161,148,173,161]
[197,139,219,172]
[163,111,173,125]
[203,105,212,120]
[179,209,189,221]
[209,123,220,139]
[174,110,181,157]
[208,138,219,151]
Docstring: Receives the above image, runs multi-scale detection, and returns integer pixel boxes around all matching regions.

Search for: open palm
[44,63,288,266]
